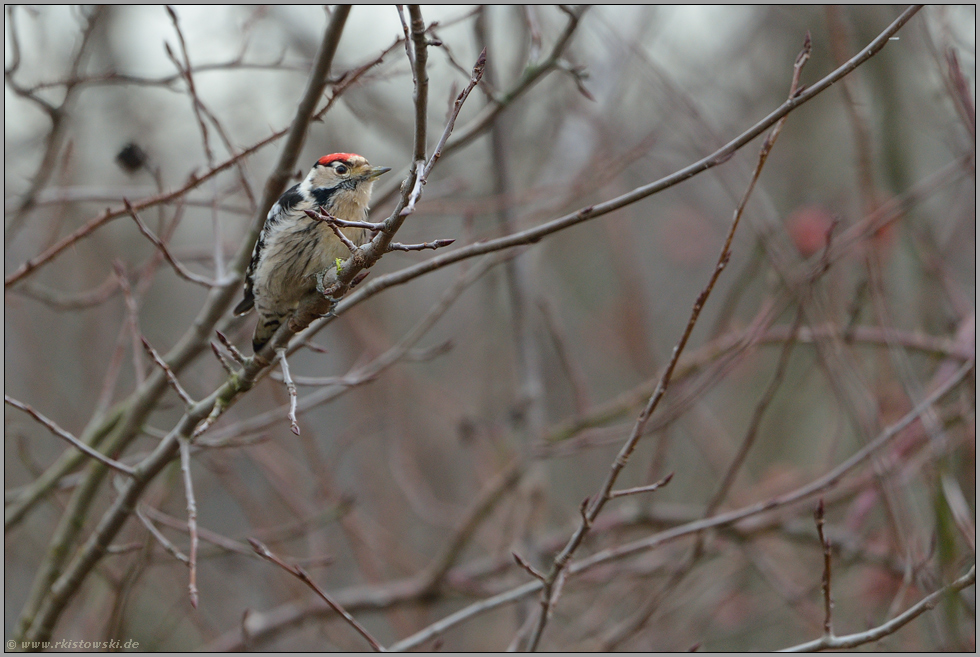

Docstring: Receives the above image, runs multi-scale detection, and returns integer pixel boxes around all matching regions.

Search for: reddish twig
[524,31,814,653]
[215,330,246,365]
[814,499,833,638]
[513,552,546,581]
[124,198,220,288]
[210,342,236,375]
[141,337,195,406]
[248,538,385,652]
[537,297,590,417]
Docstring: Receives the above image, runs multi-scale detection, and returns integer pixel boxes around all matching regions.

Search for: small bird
[234,153,390,352]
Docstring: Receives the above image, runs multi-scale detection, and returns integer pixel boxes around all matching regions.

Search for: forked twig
[215,330,246,365]
[608,473,674,499]
[524,31,814,652]
[123,199,221,288]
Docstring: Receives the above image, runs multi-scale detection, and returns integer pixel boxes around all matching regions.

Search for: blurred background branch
[4,5,975,652]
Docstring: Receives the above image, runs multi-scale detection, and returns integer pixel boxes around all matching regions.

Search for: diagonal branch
[523,30,814,652]
[249,539,385,652]
[11,7,354,645]
[779,565,976,652]
[4,396,136,477]
[387,358,972,652]
[331,7,923,322]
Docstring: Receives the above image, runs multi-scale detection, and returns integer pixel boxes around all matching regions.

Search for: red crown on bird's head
[317,153,359,166]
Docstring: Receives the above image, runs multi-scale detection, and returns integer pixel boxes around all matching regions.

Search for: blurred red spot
[786,204,835,258]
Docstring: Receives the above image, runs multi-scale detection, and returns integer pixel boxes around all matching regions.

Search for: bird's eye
[335,164,349,175]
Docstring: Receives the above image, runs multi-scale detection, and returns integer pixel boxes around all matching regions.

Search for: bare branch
[124,196,221,288]
[305,208,385,232]
[141,337,195,406]
[210,342,236,375]
[276,349,301,436]
[389,359,971,651]
[386,238,455,252]
[335,7,924,319]
[215,330,246,365]
[136,506,189,565]
[608,473,674,499]
[525,30,816,652]
[178,438,199,609]
[10,8,355,644]
[513,552,546,582]
[779,565,976,652]
[4,396,135,476]
[248,539,385,652]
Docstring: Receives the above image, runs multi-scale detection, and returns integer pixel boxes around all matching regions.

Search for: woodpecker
[234,153,390,352]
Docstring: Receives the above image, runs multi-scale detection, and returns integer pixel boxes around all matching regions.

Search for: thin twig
[537,297,590,417]
[388,582,542,653]
[124,198,220,287]
[179,437,199,609]
[248,539,385,652]
[814,499,833,638]
[400,48,486,220]
[215,330,246,365]
[165,6,215,165]
[396,5,415,77]
[608,473,674,499]
[386,239,455,252]
[210,342,236,375]
[11,274,120,311]
[337,9,923,323]
[779,565,976,652]
[4,395,135,476]
[421,48,486,183]
[113,263,146,388]
[323,218,358,254]
[525,29,814,654]
[304,208,385,232]
[705,306,806,515]
[141,337,195,406]
[136,506,189,565]
[277,349,301,436]
[388,359,972,652]
[513,553,546,582]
